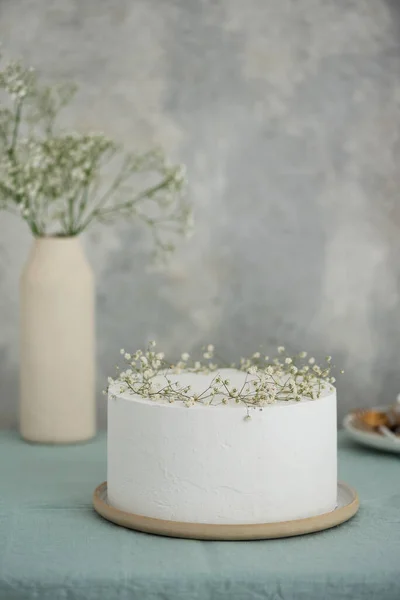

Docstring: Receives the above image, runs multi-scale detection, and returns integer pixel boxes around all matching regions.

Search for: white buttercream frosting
[107,369,337,524]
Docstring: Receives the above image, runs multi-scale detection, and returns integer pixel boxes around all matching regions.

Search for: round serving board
[93,481,359,540]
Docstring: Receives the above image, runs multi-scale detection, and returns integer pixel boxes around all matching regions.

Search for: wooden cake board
[93,481,359,540]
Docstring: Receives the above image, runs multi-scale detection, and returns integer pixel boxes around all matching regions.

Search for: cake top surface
[109,368,336,409]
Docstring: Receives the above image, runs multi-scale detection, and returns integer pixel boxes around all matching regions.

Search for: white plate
[343,407,400,454]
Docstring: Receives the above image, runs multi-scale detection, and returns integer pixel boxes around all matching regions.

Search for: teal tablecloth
[0,431,399,600]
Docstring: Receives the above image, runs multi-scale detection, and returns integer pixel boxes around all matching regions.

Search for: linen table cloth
[0,431,399,600]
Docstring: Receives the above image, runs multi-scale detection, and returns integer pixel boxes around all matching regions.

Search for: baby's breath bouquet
[0,56,191,255]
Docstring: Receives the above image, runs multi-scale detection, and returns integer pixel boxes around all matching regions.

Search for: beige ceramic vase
[20,237,96,443]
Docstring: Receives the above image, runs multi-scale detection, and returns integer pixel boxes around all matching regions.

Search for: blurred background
[0,0,399,428]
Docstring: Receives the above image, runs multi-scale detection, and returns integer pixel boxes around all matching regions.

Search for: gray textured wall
[0,0,399,428]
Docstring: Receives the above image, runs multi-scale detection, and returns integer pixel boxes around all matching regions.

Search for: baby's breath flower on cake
[106,342,340,410]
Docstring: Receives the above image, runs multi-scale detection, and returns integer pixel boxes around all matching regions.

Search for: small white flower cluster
[106,342,341,409]
[0,56,191,249]
[1,134,114,222]
[0,60,35,100]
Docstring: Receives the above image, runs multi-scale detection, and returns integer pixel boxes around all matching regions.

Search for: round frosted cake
[107,368,337,525]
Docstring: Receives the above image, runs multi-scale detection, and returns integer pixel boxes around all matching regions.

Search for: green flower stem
[10,100,22,153]
[75,170,178,234]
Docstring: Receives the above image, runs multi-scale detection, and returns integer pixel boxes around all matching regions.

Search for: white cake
[107,368,337,525]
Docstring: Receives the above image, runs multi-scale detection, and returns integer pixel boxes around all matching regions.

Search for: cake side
[107,381,337,525]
